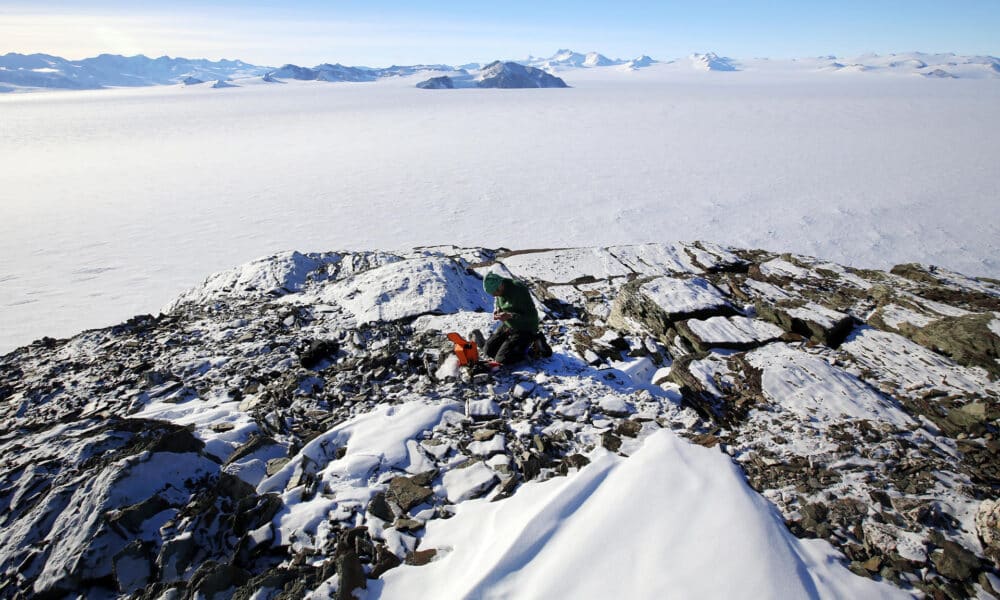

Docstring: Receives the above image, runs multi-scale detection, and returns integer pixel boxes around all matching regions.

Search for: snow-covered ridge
[4,49,998,92]
[1,243,999,598]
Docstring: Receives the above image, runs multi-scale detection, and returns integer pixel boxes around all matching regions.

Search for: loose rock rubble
[1,243,998,599]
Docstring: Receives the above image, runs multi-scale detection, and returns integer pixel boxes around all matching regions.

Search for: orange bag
[446,332,479,366]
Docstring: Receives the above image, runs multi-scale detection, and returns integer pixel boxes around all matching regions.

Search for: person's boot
[533,334,553,358]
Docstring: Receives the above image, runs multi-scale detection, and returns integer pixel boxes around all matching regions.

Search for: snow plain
[2,61,1000,354]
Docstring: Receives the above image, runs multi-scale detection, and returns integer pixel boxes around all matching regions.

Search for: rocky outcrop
[477,61,568,88]
[1,243,998,599]
[416,76,454,89]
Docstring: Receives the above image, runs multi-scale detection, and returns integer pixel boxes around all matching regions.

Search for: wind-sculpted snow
[1,244,999,599]
[745,343,914,428]
[376,430,908,599]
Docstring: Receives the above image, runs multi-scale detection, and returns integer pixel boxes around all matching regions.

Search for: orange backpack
[446,332,479,366]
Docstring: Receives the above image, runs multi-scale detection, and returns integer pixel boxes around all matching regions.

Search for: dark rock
[601,431,622,452]
[234,493,283,536]
[369,544,402,578]
[668,354,755,427]
[387,475,434,513]
[931,539,980,581]
[556,454,591,475]
[109,495,171,534]
[367,492,394,522]
[616,420,643,438]
[217,471,256,498]
[755,301,854,347]
[473,428,498,442]
[491,473,520,501]
[689,433,720,447]
[405,549,438,566]
[299,339,341,370]
[799,502,829,537]
[890,263,943,285]
[861,556,882,573]
[516,453,549,481]
[149,426,206,455]
[907,313,1000,379]
[224,434,278,466]
[336,550,367,600]
[393,518,423,532]
[188,561,251,600]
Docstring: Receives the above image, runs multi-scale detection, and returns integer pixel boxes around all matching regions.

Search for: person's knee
[485,331,508,359]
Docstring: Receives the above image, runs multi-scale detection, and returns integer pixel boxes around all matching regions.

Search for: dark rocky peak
[477,61,568,88]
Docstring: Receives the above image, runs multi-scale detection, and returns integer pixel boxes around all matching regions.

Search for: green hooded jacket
[494,277,540,332]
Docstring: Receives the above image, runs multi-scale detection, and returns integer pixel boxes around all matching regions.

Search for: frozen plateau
[1,48,1000,599]
[1,242,1000,599]
[2,49,999,356]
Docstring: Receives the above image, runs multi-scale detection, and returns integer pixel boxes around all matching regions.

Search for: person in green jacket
[482,272,550,365]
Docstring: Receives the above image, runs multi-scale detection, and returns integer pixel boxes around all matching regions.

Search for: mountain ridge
[3,49,999,92]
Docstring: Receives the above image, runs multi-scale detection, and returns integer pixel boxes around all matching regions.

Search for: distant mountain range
[2,49,998,92]
[0,53,267,91]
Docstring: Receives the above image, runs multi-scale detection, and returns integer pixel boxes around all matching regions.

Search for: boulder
[931,540,981,581]
[157,535,197,581]
[906,313,1000,379]
[336,550,367,600]
[442,461,497,503]
[112,540,154,594]
[755,301,854,347]
[976,499,1000,565]
[367,492,394,522]
[189,562,251,599]
[675,315,784,351]
[387,476,434,513]
[609,276,737,343]
[405,548,438,566]
[109,495,171,533]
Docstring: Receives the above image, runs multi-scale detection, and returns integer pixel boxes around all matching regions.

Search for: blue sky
[3,1,999,66]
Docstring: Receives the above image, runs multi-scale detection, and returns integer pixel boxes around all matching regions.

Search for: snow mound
[300,255,493,324]
[165,250,348,309]
[377,430,907,599]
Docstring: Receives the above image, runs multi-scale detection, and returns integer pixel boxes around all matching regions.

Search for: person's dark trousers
[485,327,535,365]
